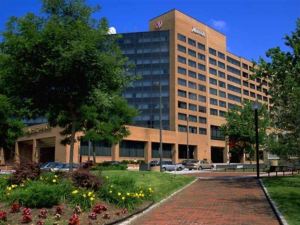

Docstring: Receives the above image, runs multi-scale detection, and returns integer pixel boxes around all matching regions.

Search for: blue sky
[0,0,299,61]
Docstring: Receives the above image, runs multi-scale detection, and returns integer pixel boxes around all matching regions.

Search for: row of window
[178,125,207,135]
[177,124,225,139]
[178,113,207,124]
[177,33,205,51]
[177,56,206,71]
[177,44,206,61]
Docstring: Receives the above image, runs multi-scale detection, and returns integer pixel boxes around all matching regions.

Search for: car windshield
[162,161,172,165]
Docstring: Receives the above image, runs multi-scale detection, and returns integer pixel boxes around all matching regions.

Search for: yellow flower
[83,194,87,198]
[106,176,109,179]
[148,187,152,191]
[126,192,130,196]
[72,190,79,194]
[54,175,58,178]
[52,179,57,183]
[109,190,112,194]
[122,196,125,201]
[7,187,12,191]
[90,197,95,201]
[20,184,24,187]
[110,185,114,188]
[118,192,121,196]
[141,194,144,197]
[88,192,93,197]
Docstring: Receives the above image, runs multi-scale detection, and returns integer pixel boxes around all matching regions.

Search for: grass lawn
[102,171,195,202]
[262,175,300,225]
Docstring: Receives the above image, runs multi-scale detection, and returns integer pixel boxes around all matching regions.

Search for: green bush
[91,162,128,171]
[98,175,154,209]
[0,176,8,201]
[67,188,97,210]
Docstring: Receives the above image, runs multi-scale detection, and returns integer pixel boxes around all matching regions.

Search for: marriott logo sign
[192,27,205,37]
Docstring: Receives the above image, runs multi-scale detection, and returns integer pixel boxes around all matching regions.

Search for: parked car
[40,162,62,171]
[185,160,214,170]
[149,160,185,171]
[54,163,79,172]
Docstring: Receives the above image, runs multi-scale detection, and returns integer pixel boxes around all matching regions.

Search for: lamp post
[252,100,261,179]
[159,77,163,172]
[186,116,189,160]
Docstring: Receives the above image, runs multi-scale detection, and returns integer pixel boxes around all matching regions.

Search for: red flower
[22,208,31,216]
[68,213,80,225]
[0,211,7,221]
[10,203,21,213]
[92,204,107,214]
[21,214,32,223]
[36,220,45,225]
[88,212,97,220]
[39,209,48,219]
[55,206,63,215]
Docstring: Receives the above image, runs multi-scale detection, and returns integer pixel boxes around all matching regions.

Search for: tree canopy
[0,0,136,168]
[255,19,300,158]
[220,101,269,162]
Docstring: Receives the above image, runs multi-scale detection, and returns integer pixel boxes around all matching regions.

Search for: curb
[258,179,289,225]
[118,178,198,225]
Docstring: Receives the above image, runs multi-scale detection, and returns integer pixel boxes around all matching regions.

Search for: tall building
[15,10,269,165]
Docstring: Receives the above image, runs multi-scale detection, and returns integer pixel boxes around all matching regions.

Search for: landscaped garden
[0,163,194,224]
[262,175,300,225]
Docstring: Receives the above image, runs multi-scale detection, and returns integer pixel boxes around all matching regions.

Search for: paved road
[130,173,279,225]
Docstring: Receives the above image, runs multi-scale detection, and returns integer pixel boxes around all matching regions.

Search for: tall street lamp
[186,116,189,160]
[159,77,163,172]
[252,100,261,179]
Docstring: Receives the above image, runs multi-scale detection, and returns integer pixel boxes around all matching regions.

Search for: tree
[0,0,135,169]
[220,101,269,163]
[0,95,24,163]
[255,19,300,159]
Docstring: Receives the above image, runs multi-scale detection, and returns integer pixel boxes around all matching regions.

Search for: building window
[178,101,187,109]
[198,53,206,61]
[198,63,206,71]
[218,61,225,69]
[209,67,217,75]
[120,141,144,157]
[188,49,196,57]
[198,95,206,103]
[188,92,197,100]
[198,73,206,81]
[198,84,206,92]
[199,106,206,113]
[219,110,226,117]
[227,65,241,76]
[257,94,262,100]
[199,117,207,124]
[188,81,197,89]
[209,47,217,56]
[218,71,226,79]
[228,103,237,109]
[178,113,187,121]
[250,92,256,98]
[226,56,241,67]
[178,89,187,98]
[228,93,241,103]
[189,115,197,122]
[257,86,262,91]
[218,52,225,59]
[219,90,226,98]
[189,126,197,133]
[197,42,205,51]
[199,128,207,135]
[227,84,241,93]
[188,70,197,78]
[227,75,241,85]
[189,103,197,111]
[243,80,249,87]
[178,78,187,86]
[243,72,249,78]
[250,83,255,89]
[177,44,186,53]
[209,57,217,66]
[188,59,196,68]
[178,125,187,132]
[188,38,196,46]
[210,98,218,105]
[219,100,226,108]
[177,67,187,75]
[243,90,249,96]
[178,55,186,64]
[211,125,224,140]
[219,81,226,88]
[209,77,217,85]
[242,63,249,70]
[177,33,186,42]
[210,108,218,116]
[209,87,218,96]
[263,96,268,102]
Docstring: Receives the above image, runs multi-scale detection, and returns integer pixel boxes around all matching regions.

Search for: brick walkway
[130,173,279,225]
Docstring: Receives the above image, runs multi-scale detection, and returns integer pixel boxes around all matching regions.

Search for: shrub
[9,162,41,185]
[71,169,103,190]
[68,188,96,210]
[91,162,127,171]
[6,181,71,208]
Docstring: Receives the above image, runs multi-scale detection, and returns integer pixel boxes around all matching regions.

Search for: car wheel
[177,167,183,171]
[199,166,203,170]
[162,167,166,172]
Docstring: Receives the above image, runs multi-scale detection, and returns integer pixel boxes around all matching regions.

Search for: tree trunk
[88,140,91,162]
[69,121,76,172]
[92,142,96,164]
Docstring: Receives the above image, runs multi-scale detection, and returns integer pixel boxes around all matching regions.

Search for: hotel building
[13,10,269,165]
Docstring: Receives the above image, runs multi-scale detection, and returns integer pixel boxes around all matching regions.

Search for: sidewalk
[129,173,279,225]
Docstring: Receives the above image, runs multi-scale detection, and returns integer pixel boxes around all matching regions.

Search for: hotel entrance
[211,147,224,163]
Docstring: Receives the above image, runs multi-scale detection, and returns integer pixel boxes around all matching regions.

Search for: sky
[0,0,299,61]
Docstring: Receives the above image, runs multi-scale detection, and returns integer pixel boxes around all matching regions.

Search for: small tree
[0,0,135,170]
[221,101,269,163]
[255,19,300,159]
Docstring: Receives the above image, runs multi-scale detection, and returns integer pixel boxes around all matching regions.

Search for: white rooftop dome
[108,27,117,34]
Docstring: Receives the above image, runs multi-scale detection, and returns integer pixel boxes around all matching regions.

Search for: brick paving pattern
[131,173,279,225]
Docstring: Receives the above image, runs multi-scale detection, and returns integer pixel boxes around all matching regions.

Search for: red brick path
[131,173,279,225]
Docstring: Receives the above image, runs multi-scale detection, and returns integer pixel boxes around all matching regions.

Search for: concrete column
[0,147,5,165]
[144,141,152,163]
[194,145,199,160]
[112,143,119,161]
[32,139,39,163]
[224,138,229,163]
[172,144,178,163]
[15,142,20,164]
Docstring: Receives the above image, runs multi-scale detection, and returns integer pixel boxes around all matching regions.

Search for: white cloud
[211,19,227,31]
